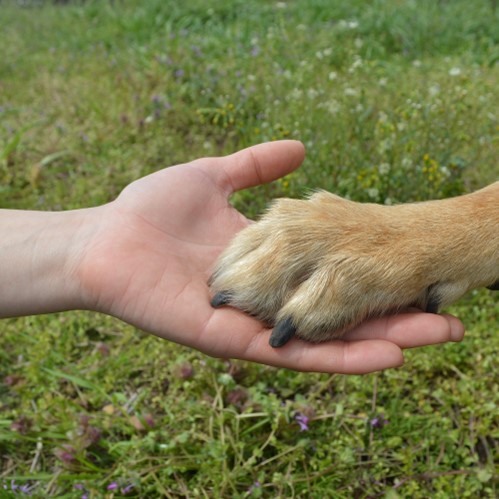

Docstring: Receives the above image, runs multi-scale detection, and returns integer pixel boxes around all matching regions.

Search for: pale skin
[0,140,464,374]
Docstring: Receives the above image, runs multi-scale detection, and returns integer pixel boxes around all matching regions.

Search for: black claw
[486,280,499,291]
[425,283,441,314]
[211,291,232,308]
[425,295,440,314]
[269,317,296,348]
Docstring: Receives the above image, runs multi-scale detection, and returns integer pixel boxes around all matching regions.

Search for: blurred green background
[0,1,498,497]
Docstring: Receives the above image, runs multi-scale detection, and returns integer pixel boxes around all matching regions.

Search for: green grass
[0,0,498,497]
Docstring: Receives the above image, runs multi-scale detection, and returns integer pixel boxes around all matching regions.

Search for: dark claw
[210,291,232,308]
[425,295,440,314]
[486,280,499,291]
[425,284,440,314]
[269,317,296,348]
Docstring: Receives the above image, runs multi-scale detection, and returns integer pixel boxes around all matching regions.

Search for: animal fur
[209,182,499,347]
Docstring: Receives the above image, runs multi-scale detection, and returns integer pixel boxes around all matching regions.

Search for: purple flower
[247,480,261,493]
[107,482,118,490]
[122,483,135,494]
[19,484,31,494]
[369,416,389,429]
[174,69,185,79]
[2,481,33,495]
[295,413,309,431]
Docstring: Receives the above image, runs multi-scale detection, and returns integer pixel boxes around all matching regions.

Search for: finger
[243,331,405,374]
[343,312,465,347]
[218,140,306,194]
[200,308,404,374]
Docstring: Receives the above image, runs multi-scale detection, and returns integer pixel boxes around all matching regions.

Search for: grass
[0,0,498,497]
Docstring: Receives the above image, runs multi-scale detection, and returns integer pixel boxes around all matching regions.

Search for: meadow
[0,0,498,497]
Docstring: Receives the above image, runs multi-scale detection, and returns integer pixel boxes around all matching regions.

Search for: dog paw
[209,187,499,347]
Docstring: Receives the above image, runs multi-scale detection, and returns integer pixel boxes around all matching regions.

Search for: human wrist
[0,207,102,318]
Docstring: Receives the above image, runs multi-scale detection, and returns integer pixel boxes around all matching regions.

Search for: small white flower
[429,84,440,96]
[354,37,363,48]
[327,100,341,114]
[367,188,379,199]
[289,88,303,99]
[344,87,358,96]
[276,2,287,8]
[401,157,412,168]
[378,111,388,122]
[440,166,450,176]
[379,77,388,86]
[247,74,256,81]
[378,163,391,175]
[307,88,318,99]
[338,19,358,29]
[328,71,338,81]
[323,48,333,56]
[449,67,461,76]
[349,57,363,72]
[412,60,422,67]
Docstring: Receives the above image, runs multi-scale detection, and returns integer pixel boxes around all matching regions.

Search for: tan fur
[209,182,499,343]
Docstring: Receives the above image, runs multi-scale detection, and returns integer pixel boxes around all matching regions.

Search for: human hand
[77,141,465,373]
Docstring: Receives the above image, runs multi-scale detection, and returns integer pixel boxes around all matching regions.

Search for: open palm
[79,141,464,374]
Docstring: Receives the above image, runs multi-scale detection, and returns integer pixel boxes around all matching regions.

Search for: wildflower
[344,87,358,96]
[295,413,309,431]
[449,67,461,76]
[378,163,391,175]
[11,415,32,434]
[338,20,359,29]
[2,481,33,495]
[54,444,78,466]
[328,71,337,81]
[176,361,194,379]
[226,387,248,409]
[369,416,389,428]
[349,56,363,72]
[107,482,118,491]
[122,483,135,494]
[429,84,440,96]
[247,480,261,493]
[307,88,318,99]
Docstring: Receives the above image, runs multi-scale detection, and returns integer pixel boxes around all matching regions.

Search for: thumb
[218,140,306,194]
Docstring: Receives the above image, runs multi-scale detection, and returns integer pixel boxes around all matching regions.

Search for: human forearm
[0,208,97,318]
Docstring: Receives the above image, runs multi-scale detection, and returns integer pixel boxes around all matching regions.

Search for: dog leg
[210,182,499,346]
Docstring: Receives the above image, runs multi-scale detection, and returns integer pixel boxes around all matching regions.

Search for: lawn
[0,0,498,497]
